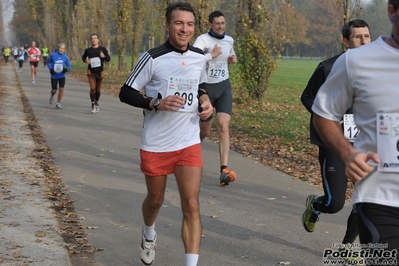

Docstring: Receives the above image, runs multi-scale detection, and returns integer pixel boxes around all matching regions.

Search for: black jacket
[301,53,349,147]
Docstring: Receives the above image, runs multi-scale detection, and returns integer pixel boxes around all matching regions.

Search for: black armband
[119,84,152,110]
[198,87,208,98]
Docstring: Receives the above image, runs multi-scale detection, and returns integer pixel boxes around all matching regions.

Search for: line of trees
[0,1,4,44]
[3,0,392,100]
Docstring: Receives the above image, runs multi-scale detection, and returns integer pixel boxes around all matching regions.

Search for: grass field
[230,59,319,151]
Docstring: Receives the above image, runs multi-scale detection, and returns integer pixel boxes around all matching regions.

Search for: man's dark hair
[342,19,370,40]
[208,10,224,23]
[90,33,98,39]
[165,2,196,24]
[389,0,399,11]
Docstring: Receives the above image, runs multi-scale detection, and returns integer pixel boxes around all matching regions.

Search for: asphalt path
[17,65,354,266]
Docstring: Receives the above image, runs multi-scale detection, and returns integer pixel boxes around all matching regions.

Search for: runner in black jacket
[301,19,371,250]
[81,34,111,113]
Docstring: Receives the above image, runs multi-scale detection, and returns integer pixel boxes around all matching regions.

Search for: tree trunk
[114,0,131,71]
[344,0,352,24]
[68,0,80,60]
[131,0,145,69]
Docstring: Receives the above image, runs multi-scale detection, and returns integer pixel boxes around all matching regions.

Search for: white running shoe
[55,103,62,110]
[49,95,54,104]
[95,104,99,113]
[140,232,156,265]
[91,104,96,113]
[31,79,35,84]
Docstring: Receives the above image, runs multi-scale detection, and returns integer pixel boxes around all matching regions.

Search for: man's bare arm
[313,114,355,161]
[313,114,379,182]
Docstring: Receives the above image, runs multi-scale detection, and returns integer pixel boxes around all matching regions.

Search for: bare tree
[338,0,364,24]
[131,0,145,69]
[66,0,80,60]
[360,0,392,40]
[93,0,106,38]
[113,0,132,70]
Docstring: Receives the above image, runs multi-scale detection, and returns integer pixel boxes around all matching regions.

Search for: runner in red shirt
[27,41,41,84]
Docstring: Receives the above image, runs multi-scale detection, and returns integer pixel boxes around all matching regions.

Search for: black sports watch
[153,98,160,110]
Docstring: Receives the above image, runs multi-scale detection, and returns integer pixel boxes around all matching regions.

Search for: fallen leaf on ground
[35,231,46,237]
[86,226,99,229]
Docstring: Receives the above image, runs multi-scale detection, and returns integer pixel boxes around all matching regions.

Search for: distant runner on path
[81,34,111,113]
[27,41,41,84]
[47,43,72,110]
